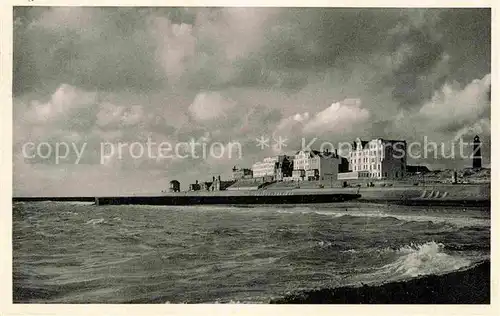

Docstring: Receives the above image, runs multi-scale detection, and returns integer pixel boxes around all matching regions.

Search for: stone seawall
[94,193,361,206]
[278,183,490,205]
[270,260,490,304]
[12,184,489,207]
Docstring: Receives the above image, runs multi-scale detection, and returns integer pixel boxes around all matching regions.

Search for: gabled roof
[219,180,237,190]
[354,139,369,149]
[294,149,339,158]
[354,138,406,150]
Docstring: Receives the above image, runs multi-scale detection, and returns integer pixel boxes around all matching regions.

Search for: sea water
[13,202,490,303]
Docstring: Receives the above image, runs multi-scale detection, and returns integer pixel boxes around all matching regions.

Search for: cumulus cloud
[453,118,491,143]
[96,102,126,128]
[31,7,95,32]
[24,84,97,124]
[268,98,370,154]
[418,74,491,132]
[274,99,371,139]
[188,92,236,122]
[148,16,196,81]
[303,99,370,135]
[121,105,145,126]
[273,112,309,138]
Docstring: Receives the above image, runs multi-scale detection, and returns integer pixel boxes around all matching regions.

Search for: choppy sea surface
[13,202,490,303]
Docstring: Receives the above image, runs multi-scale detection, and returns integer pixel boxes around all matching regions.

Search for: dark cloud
[14,8,491,99]
[385,9,490,108]
[230,56,311,91]
[13,7,172,96]
[388,26,446,107]
[436,9,491,84]
[260,8,407,70]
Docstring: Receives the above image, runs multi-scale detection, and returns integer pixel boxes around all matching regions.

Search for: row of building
[186,176,236,192]
[232,137,408,183]
[172,135,483,192]
[169,176,237,193]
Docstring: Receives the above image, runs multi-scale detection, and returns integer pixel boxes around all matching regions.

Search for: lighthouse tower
[472,135,482,169]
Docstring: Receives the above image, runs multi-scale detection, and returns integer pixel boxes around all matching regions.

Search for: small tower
[169,180,180,192]
[451,170,458,184]
[472,135,482,169]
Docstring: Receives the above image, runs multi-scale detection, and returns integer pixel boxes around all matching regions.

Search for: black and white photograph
[8,5,492,306]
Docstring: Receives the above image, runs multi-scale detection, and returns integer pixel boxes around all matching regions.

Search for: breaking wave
[355,241,474,283]
[382,241,471,277]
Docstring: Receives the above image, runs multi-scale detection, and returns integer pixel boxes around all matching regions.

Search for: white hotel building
[252,155,293,180]
[252,156,279,178]
[340,138,407,180]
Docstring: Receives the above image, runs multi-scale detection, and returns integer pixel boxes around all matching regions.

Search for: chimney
[195,180,198,184]
[218,175,221,181]
[213,176,215,182]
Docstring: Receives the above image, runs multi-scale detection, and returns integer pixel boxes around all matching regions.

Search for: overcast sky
[13,7,491,196]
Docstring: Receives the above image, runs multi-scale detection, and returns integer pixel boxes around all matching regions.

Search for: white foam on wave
[385,241,471,277]
[378,212,489,228]
[63,202,95,205]
[134,203,487,228]
[355,241,474,284]
[85,218,105,225]
[38,201,94,205]
[275,207,489,228]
